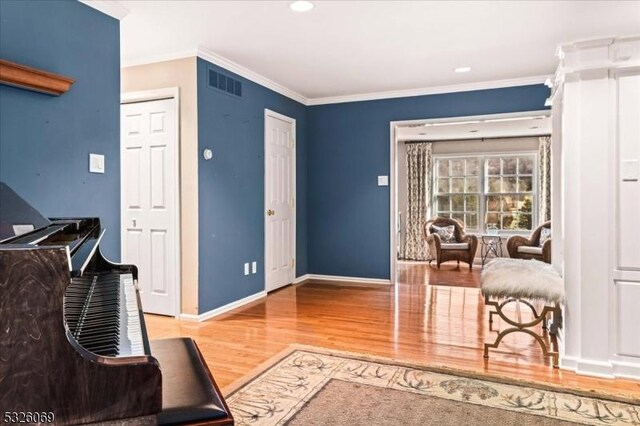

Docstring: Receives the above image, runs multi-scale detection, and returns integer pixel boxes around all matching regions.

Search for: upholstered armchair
[507,221,551,263]
[424,217,478,269]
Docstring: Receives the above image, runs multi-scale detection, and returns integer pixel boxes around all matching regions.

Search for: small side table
[480,235,506,267]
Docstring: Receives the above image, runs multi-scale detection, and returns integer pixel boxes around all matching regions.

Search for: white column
[553,36,640,380]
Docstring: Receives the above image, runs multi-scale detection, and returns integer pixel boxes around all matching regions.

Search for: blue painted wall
[0,0,121,259]
[197,58,308,312]
[307,85,550,279]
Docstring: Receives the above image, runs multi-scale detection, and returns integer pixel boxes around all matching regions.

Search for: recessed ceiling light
[290,1,314,12]
[454,67,471,73]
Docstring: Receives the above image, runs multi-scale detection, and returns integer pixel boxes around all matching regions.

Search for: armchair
[506,221,551,263]
[424,217,478,269]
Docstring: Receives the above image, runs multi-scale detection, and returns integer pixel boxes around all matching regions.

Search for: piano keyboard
[65,272,145,357]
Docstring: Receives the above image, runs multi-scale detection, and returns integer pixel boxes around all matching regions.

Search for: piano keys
[0,183,234,425]
[65,272,147,357]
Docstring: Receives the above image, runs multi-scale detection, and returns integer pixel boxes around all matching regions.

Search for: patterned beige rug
[225,346,640,426]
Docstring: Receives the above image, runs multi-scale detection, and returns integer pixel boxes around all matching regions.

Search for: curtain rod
[403,134,551,144]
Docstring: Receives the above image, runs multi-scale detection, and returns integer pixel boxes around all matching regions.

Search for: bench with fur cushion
[481,257,564,367]
[481,258,565,304]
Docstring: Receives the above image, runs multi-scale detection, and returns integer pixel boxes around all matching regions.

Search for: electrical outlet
[244,262,250,275]
[252,261,257,274]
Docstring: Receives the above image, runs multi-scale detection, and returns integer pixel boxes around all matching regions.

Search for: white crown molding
[557,36,640,76]
[80,0,129,20]
[548,36,640,106]
[306,75,550,106]
[179,291,266,322]
[122,46,309,105]
[121,47,550,106]
[197,46,308,105]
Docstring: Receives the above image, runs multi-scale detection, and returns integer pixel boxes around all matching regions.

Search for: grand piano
[0,183,234,425]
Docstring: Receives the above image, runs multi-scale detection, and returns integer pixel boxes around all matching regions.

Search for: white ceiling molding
[122,46,308,105]
[122,46,551,106]
[306,75,550,106]
[80,0,129,20]
[195,47,308,105]
[558,35,640,74]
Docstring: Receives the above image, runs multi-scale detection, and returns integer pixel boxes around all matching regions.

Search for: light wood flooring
[145,261,640,398]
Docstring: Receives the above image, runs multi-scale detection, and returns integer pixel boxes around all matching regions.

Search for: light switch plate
[89,153,105,174]
[622,159,639,182]
[244,262,250,275]
[252,261,257,274]
[13,224,34,236]
[378,175,389,186]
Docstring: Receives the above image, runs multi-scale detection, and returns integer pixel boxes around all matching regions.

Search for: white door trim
[121,87,181,318]
[388,109,550,284]
[264,108,296,291]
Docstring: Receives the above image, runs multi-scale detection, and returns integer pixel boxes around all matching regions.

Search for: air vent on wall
[208,68,242,98]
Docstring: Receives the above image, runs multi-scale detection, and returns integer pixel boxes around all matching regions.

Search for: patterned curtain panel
[538,136,551,223]
[402,142,433,260]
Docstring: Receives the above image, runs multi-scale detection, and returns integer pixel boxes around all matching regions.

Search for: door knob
[132,219,137,227]
[267,209,275,216]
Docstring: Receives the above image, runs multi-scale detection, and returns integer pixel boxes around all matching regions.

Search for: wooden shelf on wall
[0,59,75,96]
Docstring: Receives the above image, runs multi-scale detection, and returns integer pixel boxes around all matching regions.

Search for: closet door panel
[617,73,640,270]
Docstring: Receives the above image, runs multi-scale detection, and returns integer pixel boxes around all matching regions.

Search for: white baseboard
[560,355,640,380]
[180,291,266,322]
[610,360,640,381]
[575,359,615,379]
[560,355,579,371]
[293,274,311,284]
[295,274,391,285]
[561,356,614,378]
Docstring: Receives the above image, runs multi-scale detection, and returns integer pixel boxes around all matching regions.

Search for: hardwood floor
[145,261,640,399]
[397,260,481,287]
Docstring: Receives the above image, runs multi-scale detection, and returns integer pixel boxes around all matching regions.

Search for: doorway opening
[389,110,552,283]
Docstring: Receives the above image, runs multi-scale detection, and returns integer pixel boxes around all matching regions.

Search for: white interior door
[121,98,178,316]
[265,110,296,292]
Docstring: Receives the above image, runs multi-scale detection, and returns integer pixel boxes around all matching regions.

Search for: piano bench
[150,338,233,425]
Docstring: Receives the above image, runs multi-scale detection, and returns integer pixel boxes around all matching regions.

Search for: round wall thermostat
[203,148,213,160]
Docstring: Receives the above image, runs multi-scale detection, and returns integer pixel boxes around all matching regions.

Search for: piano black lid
[0,182,51,242]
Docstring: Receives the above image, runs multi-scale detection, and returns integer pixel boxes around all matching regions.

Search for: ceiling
[396,113,551,141]
[117,1,640,101]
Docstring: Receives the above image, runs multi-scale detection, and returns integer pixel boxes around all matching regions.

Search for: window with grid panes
[433,154,537,232]
[434,158,480,231]
[485,155,535,231]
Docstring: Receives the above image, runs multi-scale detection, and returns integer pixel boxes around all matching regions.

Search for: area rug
[225,346,639,426]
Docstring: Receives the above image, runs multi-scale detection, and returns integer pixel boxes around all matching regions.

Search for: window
[434,153,537,232]
[435,158,480,230]
[485,156,535,231]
